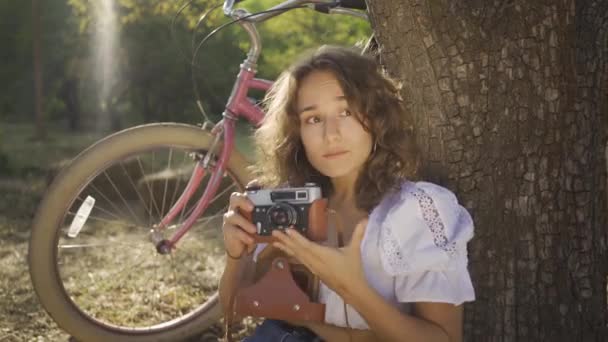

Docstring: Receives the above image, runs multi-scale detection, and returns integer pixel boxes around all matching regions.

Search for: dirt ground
[0,177,74,342]
[0,125,256,341]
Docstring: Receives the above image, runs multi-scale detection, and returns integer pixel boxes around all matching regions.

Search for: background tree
[367,0,607,340]
[0,0,369,133]
[31,0,45,139]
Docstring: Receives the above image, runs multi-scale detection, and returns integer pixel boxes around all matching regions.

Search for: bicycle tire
[28,123,252,341]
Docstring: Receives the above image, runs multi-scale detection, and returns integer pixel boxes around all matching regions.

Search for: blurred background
[0,1,369,340]
[0,0,370,172]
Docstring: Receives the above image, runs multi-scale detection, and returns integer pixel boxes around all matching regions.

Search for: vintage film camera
[243,183,328,243]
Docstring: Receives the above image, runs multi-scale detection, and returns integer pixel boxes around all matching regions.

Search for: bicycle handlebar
[224,0,366,21]
[233,0,366,10]
[338,0,366,10]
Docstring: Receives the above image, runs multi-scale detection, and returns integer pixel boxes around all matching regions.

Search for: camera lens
[270,209,288,225]
[267,203,298,227]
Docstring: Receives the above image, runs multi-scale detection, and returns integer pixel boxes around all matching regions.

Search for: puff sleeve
[379,181,475,305]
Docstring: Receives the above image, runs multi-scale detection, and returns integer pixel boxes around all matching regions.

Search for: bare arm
[304,321,379,342]
[296,296,461,342]
[342,283,462,342]
[217,189,259,316]
[270,219,464,342]
[218,253,256,315]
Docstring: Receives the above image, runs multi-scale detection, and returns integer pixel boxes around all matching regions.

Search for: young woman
[218,45,475,342]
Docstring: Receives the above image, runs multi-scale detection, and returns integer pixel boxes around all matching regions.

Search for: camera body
[244,183,328,243]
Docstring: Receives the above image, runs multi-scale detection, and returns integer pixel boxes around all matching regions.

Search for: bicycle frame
[158,67,270,250]
[153,0,366,252]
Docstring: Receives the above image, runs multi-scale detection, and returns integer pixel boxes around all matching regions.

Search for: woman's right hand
[222,189,258,259]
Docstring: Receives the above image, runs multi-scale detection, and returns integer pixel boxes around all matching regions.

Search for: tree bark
[366,0,607,341]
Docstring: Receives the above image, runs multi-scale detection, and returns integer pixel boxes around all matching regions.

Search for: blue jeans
[242,319,322,342]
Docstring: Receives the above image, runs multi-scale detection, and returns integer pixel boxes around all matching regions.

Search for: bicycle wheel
[28,123,252,341]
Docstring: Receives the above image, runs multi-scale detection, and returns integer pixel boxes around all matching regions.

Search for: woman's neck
[329,173,358,211]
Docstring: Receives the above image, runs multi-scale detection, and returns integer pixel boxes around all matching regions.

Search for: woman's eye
[305,116,321,124]
[340,109,352,117]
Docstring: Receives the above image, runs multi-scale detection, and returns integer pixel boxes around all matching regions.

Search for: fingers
[223,224,256,256]
[223,209,257,234]
[224,225,255,246]
[246,241,256,254]
[223,191,257,256]
[282,228,314,250]
[228,191,254,213]
[272,228,324,266]
[271,240,294,257]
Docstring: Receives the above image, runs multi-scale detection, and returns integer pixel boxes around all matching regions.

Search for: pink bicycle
[28,0,367,341]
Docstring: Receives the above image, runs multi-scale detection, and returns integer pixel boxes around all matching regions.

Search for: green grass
[0,123,98,340]
[0,123,103,176]
[0,122,258,341]
[0,121,256,176]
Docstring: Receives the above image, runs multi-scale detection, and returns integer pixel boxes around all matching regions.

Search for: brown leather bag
[233,256,325,321]
[223,208,350,342]
[224,247,327,342]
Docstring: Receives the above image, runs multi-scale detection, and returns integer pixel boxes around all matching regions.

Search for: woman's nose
[323,116,342,142]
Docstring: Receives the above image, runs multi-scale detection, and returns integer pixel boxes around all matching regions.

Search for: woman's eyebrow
[297,96,347,114]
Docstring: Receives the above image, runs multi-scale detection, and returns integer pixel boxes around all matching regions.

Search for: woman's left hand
[271,217,370,299]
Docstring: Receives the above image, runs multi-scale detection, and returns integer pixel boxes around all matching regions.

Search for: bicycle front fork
[150,116,237,254]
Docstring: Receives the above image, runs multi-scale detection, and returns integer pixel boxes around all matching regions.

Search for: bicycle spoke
[64,211,143,232]
[136,156,163,221]
[211,179,237,205]
[176,165,209,226]
[160,148,174,219]
[168,152,190,217]
[103,171,143,227]
[176,176,236,228]
[74,195,124,223]
[119,161,154,227]
[89,182,130,220]
[48,130,246,331]
[58,241,145,250]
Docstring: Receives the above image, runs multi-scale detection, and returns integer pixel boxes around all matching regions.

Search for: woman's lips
[323,151,349,159]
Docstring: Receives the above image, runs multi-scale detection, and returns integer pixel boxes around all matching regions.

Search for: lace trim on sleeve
[410,187,457,257]
[380,184,460,274]
[382,226,410,273]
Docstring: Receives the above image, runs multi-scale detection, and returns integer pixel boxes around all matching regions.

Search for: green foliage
[0,0,79,124]
[2,0,370,131]
[0,1,33,121]
[246,0,371,78]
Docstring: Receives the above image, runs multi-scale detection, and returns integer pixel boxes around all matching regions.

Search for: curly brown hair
[251,45,421,212]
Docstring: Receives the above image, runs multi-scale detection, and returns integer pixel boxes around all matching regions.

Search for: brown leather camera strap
[328,209,353,342]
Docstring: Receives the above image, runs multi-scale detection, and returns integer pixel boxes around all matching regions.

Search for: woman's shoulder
[375,180,470,224]
[375,179,475,275]
[395,179,462,204]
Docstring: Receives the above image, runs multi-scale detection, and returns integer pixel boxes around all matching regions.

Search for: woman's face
[296,70,373,180]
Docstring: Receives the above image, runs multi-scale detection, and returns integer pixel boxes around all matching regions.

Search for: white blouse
[254,180,475,329]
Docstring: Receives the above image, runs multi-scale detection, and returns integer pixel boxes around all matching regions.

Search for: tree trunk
[60,78,81,131]
[367,0,607,341]
[32,0,45,139]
